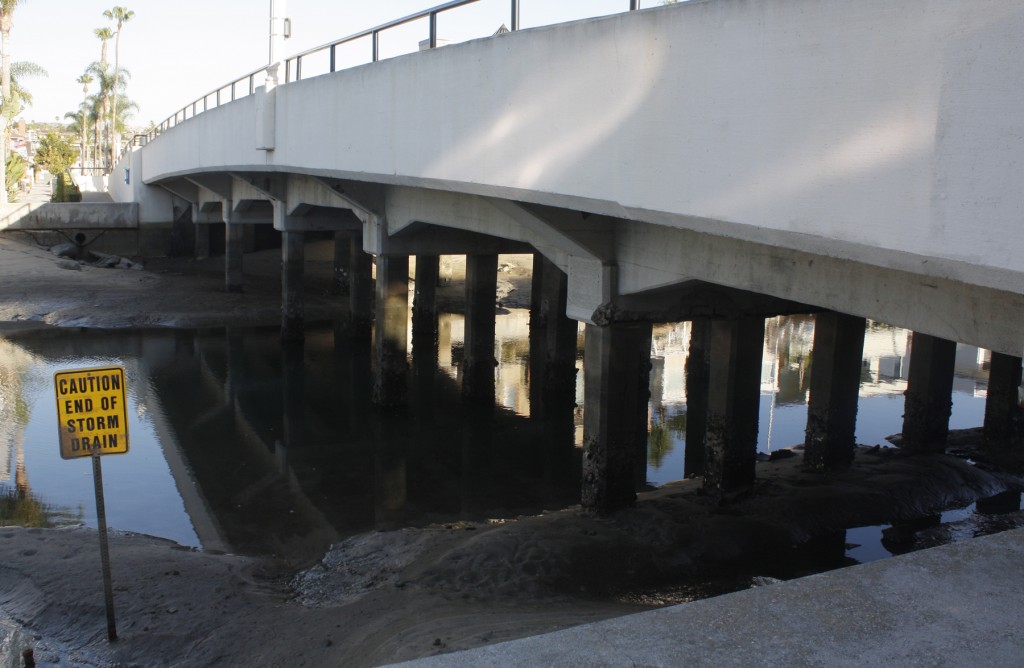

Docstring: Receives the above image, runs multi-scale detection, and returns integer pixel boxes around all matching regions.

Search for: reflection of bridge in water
[5,325,581,564]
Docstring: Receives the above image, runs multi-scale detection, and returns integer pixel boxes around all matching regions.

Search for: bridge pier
[413,254,440,339]
[462,254,498,406]
[528,255,578,420]
[902,333,957,452]
[281,229,305,342]
[332,230,351,296]
[984,352,1023,450]
[581,321,652,514]
[349,234,373,339]
[373,254,410,408]
[225,213,244,293]
[685,318,711,477]
[804,312,866,470]
[703,316,764,498]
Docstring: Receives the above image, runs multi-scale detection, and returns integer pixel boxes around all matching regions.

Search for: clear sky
[11,0,646,128]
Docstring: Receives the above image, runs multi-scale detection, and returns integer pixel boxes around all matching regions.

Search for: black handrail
[133,0,647,152]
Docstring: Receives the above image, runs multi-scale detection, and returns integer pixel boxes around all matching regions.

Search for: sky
[11,0,647,128]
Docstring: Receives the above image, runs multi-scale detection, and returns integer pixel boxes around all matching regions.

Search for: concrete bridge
[109,0,1023,511]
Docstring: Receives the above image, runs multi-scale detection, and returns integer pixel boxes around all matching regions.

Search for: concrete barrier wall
[0,202,138,231]
[140,0,1024,291]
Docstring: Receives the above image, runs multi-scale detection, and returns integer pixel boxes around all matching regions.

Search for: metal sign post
[54,366,129,643]
[92,448,118,641]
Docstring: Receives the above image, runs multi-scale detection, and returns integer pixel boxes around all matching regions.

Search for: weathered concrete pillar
[225,212,244,293]
[685,318,711,477]
[194,224,210,260]
[281,229,305,342]
[348,234,373,339]
[529,255,579,420]
[704,316,765,497]
[462,254,498,405]
[413,254,439,338]
[581,321,653,514]
[804,312,866,470]
[984,352,1023,449]
[412,255,440,422]
[372,254,409,407]
[332,230,352,296]
[902,333,957,452]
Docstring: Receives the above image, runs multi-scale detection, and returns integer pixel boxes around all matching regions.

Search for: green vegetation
[35,132,78,175]
[52,171,81,202]
[4,151,23,201]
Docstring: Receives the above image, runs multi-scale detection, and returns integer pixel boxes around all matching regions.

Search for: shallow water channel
[0,313,1000,569]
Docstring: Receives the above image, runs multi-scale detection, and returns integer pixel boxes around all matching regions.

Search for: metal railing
[131,0,649,157]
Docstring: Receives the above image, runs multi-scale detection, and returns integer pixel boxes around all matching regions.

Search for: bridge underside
[156,171,1022,357]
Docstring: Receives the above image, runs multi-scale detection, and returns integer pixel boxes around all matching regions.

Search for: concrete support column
[332,230,352,296]
[349,234,373,339]
[462,254,498,405]
[529,255,579,420]
[412,255,440,423]
[704,316,765,497]
[581,321,653,514]
[281,229,305,342]
[902,333,957,452]
[685,318,711,477]
[225,212,244,293]
[983,352,1023,449]
[413,254,439,338]
[372,254,409,407]
[804,312,866,470]
[194,224,210,260]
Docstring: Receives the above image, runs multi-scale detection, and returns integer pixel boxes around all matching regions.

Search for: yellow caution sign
[54,366,129,459]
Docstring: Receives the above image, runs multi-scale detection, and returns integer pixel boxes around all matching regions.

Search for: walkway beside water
[389,527,1024,667]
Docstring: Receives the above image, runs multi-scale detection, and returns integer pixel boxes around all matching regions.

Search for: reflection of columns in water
[463,254,498,406]
[372,255,409,407]
[902,333,956,452]
[374,419,408,530]
[224,207,244,293]
[704,316,764,497]
[983,352,1023,450]
[281,229,305,342]
[685,318,711,477]
[225,327,245,405]
[528,255,578,421]
[348,234,373,339]
[281,340,305,460]
[803,312,866,471]
[581,321,652,514]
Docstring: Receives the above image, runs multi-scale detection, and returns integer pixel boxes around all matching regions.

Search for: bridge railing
[131,0,646,157]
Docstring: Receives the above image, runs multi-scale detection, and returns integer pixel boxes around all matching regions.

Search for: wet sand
[1,234,1022,666]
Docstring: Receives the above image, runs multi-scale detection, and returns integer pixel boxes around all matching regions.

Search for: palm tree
[103,7,133,159]
[93,27,113,166]
[76,73,93,170]
[87,62,131,168]
[0,0,26,204]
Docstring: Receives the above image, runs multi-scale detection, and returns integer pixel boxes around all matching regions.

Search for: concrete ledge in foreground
[388,527,1024,667]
